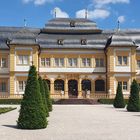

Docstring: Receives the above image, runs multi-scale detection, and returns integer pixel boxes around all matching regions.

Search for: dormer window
[70,21,75,27]
[57,39,64,45]
[81,39,87,45]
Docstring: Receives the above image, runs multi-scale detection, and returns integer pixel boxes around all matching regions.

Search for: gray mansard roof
[0,18,140,50]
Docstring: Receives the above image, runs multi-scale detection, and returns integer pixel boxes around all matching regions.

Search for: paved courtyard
[0,105,140,140]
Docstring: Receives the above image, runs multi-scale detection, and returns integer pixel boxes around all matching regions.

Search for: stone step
[53,99,100,105]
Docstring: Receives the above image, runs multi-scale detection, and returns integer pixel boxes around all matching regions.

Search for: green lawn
[0,107,16,114]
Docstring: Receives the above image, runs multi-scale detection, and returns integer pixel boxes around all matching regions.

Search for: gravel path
[0,105,140,140]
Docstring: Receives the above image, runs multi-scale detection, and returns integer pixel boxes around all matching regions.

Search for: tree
[43,80,52,112]
[113,83,125,108]
[38,76,49,117]
[17,65,47,129]
[127,79,140,112]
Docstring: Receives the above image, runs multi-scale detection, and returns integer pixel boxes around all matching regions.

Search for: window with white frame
[55,58,64,67]
[82,58,91,67]
[118,81,128,91]
[68,58,77,67]
[0,82,7,92]
[18,81,26,92]
[0,58,7,68]
[41,58,50,67]
[18,55,29,65]
[117,56,128,66]
[95,58,104,67]
[137,60,140,69]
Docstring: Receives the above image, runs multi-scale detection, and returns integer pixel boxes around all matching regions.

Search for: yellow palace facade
[0,18,140,99]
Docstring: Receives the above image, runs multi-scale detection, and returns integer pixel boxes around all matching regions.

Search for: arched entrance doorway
[82,80,91,98]
[68,80,78,98]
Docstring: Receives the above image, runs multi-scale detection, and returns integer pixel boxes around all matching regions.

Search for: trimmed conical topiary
[127,79,140,112]
[113,83,125,108]
[17,65,47,129]
[43,80,53,112]
[38,76,49,117]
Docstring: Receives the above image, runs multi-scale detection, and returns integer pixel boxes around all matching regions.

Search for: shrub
[43,80,52,112]
[38,76,49,117]
[113,83,125,108]
[127,79,140,112]
[17,65,47,129]
[0,99,22,104]
[98,99,128,104]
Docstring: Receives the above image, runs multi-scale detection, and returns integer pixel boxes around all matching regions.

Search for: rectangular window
[95,58,104,67]
[118,56,122,65]
[123,56,127,65]
[18,55,29,65]
[0,82,7,92]
[55,58,64,67]
[118,81,128,91]
[41,58,50,67]
[68,58,77,67]
[0,58,7,68]
[19,81,26,92]
[137,60,140,69]
[82,58,91,67]
[117,56,128,66]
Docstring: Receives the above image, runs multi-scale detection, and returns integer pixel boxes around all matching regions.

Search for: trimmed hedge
[0,99,54,105]
[0,107,17,114]
[98,99,128,105]
[0,99,22,104]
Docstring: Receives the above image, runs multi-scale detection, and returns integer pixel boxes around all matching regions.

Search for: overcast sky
[0,0,139,29]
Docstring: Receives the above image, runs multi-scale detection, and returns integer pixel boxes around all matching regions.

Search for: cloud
[22,0,58,5]
[93,0,130,8]
[117,16,125,23]
[76,9,110,19]
[51,7,69,18]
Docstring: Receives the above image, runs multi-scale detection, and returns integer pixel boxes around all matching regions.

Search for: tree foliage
[113,83,125,108]
[43,80,52,112]
[38,76,49,117]
[127,79,140,112]
[17,66,47,129]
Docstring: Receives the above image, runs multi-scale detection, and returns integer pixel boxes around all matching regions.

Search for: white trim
[15,47,33,51]
[15,73,28,77]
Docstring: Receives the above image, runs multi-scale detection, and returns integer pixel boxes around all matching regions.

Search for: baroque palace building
[0,18,140,99]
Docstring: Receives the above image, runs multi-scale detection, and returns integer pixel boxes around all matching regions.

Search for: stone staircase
[53,99,100,105]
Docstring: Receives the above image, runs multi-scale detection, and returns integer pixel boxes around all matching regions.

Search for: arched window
[95,79,105,92]
[82,80,91,91]
[45,79,50,90]
[54,80,64,91]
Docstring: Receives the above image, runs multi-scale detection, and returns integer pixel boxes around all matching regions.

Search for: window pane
[137,60,140,69]
[123,56,127,65]
[96,59,100,67]
[1,58,7,68]
[87,58,91,67]
[45,58,50,67]
[118,56,122,65]
[123,82,127,90]
[18,56,23,64]
[55,58,59,66]
[95,80,105,92]
[0,82,7,92]
[68,58,72,66]
[19,81,26,92]
[100,59,104,67]
[73,58,77,67]
[60,58,64,66]
[82,58,86,66]
[41,58,45,66]
[54,80,64,91]
[23,56,28,64]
